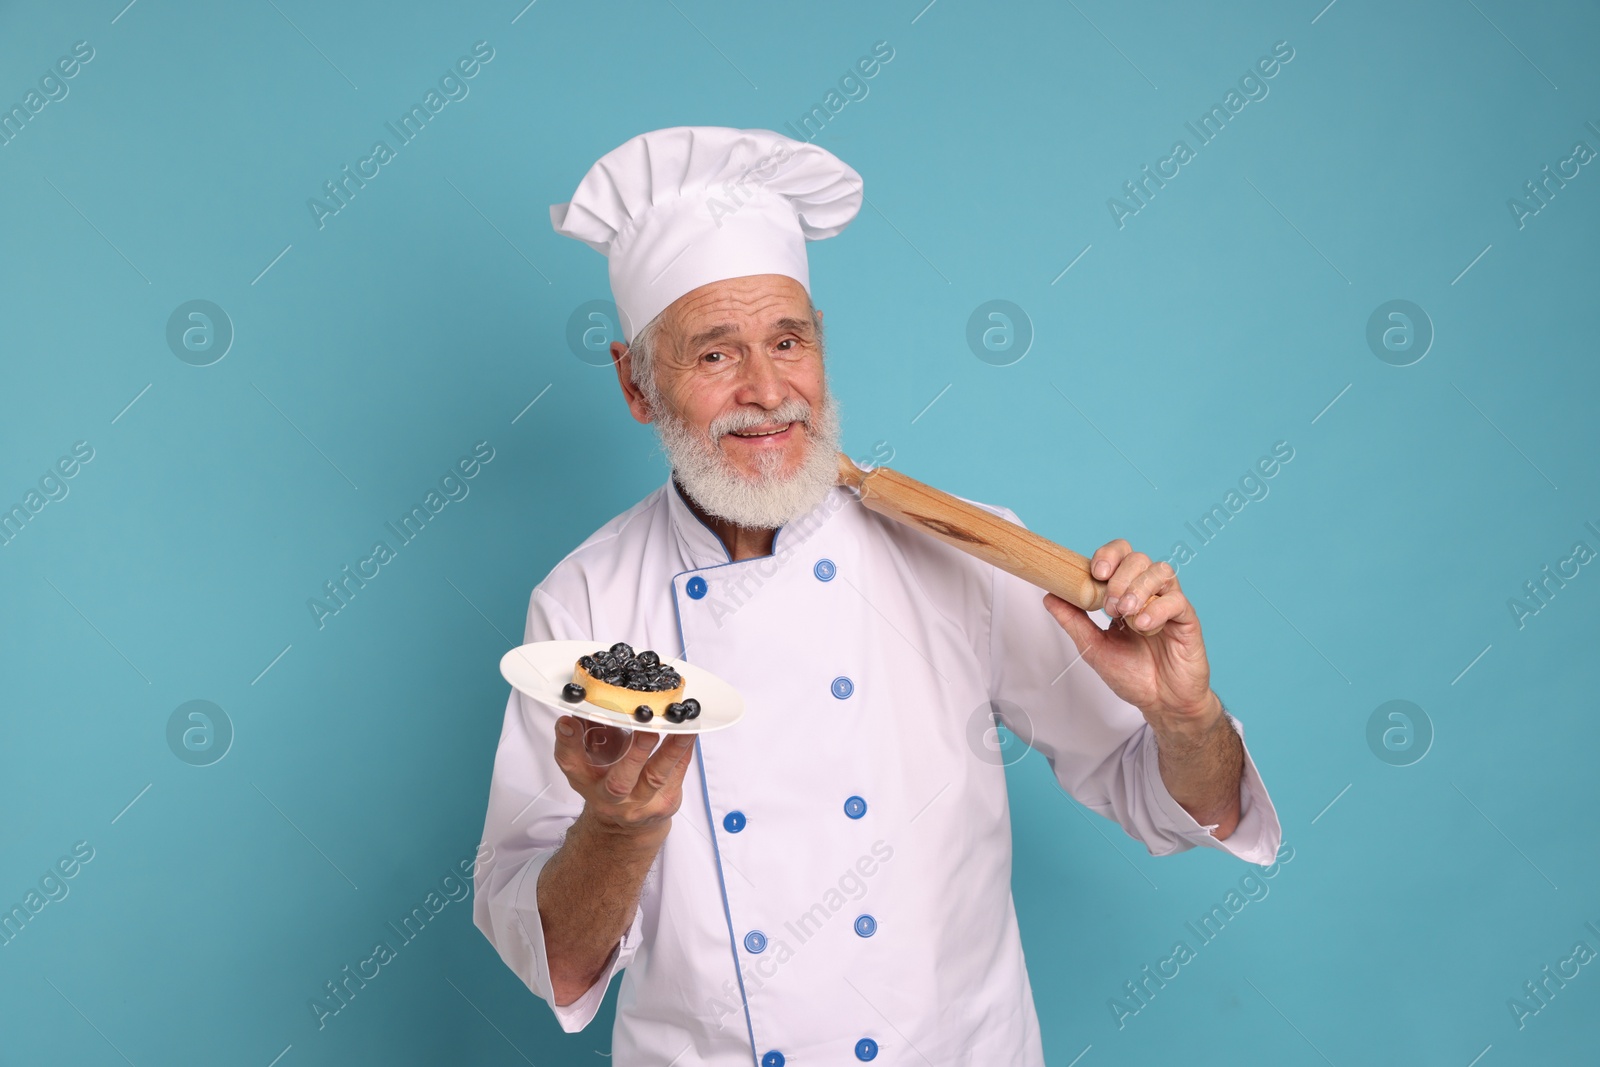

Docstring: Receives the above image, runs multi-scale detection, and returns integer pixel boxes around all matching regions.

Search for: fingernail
[1136,613,1151,628]
[1095,561,1108,578]
[557,719,575,737]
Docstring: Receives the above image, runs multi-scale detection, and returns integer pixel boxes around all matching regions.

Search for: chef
[473,126,1282,1065]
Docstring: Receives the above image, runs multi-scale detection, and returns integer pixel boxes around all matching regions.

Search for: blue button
[854,913,877,937]
[814,558,837,581]
[744,929,767,953]
[686,576,707,599]
[831,675,854,699]
[723,810,746,833]
[762,1052,785,1067]
[855,1037,878,1060]
[844,795,867,819]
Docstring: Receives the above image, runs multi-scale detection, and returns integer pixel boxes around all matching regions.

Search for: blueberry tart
[571,644,687,719]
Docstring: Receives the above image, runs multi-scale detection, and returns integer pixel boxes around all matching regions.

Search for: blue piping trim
[694,735,759,1067]
[664,478,834,1065]
[669,554,758,1067]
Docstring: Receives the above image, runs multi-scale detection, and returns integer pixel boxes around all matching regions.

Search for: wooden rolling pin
[836,451,1109,614]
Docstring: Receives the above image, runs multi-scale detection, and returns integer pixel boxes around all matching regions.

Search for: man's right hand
[551,716,696,840]
[538,716,697,1006]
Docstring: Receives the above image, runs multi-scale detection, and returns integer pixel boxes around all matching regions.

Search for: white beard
[653,387,842,529]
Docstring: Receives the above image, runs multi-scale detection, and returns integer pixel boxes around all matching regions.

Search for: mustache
[707,399,815,441]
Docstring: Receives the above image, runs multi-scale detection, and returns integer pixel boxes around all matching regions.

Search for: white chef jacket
[473,473,1281,1066]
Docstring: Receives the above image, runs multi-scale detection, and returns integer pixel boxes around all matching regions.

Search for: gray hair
[623,313,669,413]
[623,298,825,416]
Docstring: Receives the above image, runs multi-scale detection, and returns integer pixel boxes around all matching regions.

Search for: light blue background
[2,1,1596,1064]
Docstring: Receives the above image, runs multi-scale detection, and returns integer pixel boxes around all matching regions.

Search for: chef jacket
[473,473,1282,1066]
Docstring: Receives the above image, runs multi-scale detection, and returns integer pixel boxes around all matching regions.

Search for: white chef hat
[549,126,864,342]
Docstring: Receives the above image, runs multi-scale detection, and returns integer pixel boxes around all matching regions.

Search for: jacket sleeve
[985,505,1282,866]
[471,585,650,1032]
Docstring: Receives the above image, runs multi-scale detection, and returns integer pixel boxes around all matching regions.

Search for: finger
[552,715,588,779]
[598,729,664,800]
[580,720,636,770]
[1128,588,1192,636]
[1043,592,1107,657]
[1090,539,1132,583]
[1119,559,1177,618]
[632,734,696,802]
[1104,551,1153,613]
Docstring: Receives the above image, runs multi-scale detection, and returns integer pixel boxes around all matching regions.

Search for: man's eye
[776,339,796,351]
[702,351,724,363]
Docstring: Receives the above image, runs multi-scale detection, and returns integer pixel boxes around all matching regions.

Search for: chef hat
[549,126,864,342]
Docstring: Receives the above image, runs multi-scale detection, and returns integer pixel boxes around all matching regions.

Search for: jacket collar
[666,474,733,568]
[664,472,851,571]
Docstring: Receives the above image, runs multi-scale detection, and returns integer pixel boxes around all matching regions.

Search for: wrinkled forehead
[662,275,816,347]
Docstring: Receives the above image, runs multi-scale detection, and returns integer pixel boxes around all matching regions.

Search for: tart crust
[573,661,685,716]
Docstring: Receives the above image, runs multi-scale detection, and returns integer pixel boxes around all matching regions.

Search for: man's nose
[732,349,787,409]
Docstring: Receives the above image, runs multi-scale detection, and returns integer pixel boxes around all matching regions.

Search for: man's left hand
[1042,539,1221,740]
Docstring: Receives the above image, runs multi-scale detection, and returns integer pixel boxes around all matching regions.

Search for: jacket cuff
[1142,713,1282,866]
[512,846,644,1032]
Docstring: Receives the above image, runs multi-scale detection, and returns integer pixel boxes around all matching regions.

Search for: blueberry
[633,705,654,722]
[663,703,686,723]
[577,655,597,672]
[562,682,586,703]
[610,642,634,660]
[638,650,660,668]
[681,697,701,718]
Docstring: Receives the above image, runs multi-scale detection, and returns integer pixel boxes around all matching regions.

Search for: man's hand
[1042,540,1243,837]
[552,716,696,842]
[538,718,696,1006]
[1042,540,1218,736]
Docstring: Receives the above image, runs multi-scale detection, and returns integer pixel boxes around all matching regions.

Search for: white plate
[499,639,744,734]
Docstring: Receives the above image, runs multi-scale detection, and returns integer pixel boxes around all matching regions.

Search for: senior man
[473,126,1282,1065]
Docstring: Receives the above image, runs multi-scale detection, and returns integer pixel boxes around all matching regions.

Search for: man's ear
[612,341,654,425]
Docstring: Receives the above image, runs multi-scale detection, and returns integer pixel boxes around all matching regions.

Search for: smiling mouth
[726,422,796,440]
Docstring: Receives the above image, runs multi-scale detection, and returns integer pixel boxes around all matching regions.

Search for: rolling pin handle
[836,451,869,492]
